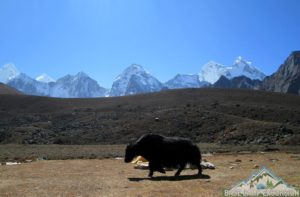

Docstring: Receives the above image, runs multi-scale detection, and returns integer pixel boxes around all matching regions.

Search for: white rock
[201,161,216,169]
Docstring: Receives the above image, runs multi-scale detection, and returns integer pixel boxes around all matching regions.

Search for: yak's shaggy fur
[125,133,202,177]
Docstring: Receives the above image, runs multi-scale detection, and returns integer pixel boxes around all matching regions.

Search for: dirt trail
[0,153,299,197]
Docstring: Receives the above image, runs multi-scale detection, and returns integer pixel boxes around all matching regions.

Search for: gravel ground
[0,152,299,197]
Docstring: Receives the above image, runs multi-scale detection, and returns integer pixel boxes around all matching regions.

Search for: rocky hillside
[0,83,21,95]
[0,88,299,145]
[214,76,262,90]
[262,51,300,95]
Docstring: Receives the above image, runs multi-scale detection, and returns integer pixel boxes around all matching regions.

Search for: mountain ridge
[7,72,108,98]
[1,52,299,97]
[262,51,300,95]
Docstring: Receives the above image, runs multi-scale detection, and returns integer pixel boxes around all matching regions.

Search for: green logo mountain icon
[224,167,299,196]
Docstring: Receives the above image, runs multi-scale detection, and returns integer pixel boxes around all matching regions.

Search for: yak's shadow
[128,174,210,182]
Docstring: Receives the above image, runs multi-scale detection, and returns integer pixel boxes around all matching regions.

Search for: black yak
[125,133,202,177]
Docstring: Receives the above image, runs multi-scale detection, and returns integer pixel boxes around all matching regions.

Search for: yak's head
[124,143,138,163]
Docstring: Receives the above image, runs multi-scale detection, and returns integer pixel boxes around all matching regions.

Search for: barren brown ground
[0,152,299,197]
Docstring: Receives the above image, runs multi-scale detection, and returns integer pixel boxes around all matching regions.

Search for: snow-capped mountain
[7,73,50,96]
[36,73,55,83]
[2,56,267,98]
[165,74,209,89]
[7,71,108,98]
[199,57,266,84]
[0,63,20,83]
[110,64,163,96]
[228,56,266,80]
[49,72,108,98]
[198,61,230,84]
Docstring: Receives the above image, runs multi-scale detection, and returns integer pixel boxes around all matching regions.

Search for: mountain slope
[165,74,209,89]
[0,88,299,145]
[262,51,300,95]
[110,64,163,96]
[0,83,22,95]
[214,76,262,90]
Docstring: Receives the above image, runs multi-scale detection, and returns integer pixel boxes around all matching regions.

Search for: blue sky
[0,0,299,88]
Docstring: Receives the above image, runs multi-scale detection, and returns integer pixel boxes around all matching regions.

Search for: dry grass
[0,152,299,197]
[1,144,299,162]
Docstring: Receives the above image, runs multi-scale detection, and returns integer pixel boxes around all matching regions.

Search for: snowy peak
[229,56,266,80]
[110,64,163,96]
[199,57,266,84]
[75,71,89,78]
[0,63,20,83]
[234,56,252,65]
[202,61,225,70]
[123,64,146,74]
[199,61,230,84]
[114,64,148,81]
[36,73,55,83]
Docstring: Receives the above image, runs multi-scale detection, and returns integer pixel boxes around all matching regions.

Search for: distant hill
[0,83,21,95]
[0,88,299,145]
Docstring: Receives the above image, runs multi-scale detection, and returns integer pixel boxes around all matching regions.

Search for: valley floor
[0,152,299,197]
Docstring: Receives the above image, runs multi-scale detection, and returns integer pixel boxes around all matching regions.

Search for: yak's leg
[148,162,155,177]
[175,163,185,177]
[196,163,202,175]
[191,159,202,175]
[148,170,154,177]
